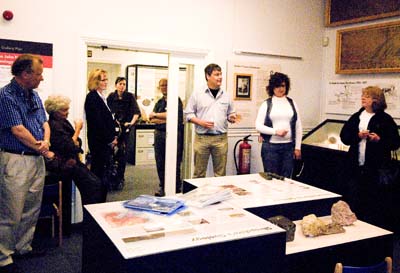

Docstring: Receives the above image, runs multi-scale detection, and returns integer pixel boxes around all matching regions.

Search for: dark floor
[10,164,400,273]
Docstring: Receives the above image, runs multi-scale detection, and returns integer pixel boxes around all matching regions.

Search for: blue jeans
[261,142,294,178]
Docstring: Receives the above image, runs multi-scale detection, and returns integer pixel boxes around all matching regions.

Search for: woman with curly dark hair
[255,72,302,178]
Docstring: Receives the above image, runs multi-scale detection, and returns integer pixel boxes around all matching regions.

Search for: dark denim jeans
[261,142,294,178]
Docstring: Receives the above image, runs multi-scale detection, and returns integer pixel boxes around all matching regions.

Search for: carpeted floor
[16,164,158,273]
[10,164,400,273]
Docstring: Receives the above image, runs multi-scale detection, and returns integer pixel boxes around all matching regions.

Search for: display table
[82,201,286,273]
[183,173,341,220]
[285,216,393,273]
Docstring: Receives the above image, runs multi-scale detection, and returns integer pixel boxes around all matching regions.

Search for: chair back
[39,179,63,246]
[334,257,392,273]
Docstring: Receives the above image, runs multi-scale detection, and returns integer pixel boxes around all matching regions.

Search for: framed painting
[234,73,252,100]
[336,21,400,74]
[325,0,400,27]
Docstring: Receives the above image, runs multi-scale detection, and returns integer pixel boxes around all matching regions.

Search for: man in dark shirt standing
[149,78,184,196]
[0,54,52,273]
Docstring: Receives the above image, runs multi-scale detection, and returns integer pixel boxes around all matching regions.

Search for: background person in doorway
[149,78,184,196]
[107,77,140,188]
[255,72,302,178]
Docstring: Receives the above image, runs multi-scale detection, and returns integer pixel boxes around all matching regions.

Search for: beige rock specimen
[331,200,357,226]
[301,214,345,237]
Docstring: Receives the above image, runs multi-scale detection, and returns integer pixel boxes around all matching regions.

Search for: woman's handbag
[378,151,400,187]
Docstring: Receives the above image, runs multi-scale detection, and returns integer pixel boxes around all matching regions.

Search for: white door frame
[77,36,209,196]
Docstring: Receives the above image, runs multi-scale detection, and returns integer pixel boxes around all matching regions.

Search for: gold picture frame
[325,0,400,27]
[336,21,400,74]
[234,73,252,101]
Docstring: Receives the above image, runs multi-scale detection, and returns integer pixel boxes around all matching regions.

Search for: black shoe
[154,190,165,197]
[13,248,47,259]
[0,263,23,273]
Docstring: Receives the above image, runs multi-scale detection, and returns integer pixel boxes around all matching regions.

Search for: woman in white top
[255,72,302,178]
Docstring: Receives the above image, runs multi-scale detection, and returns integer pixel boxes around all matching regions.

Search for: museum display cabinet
[297,119,349,196]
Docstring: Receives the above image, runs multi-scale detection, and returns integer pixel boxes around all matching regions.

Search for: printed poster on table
[0,39,53,101]
[227,61,281,129]
[326,79,400,118]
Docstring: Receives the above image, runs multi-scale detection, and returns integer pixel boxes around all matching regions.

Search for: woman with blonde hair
[340,86,400,229]
[84,69,118,194]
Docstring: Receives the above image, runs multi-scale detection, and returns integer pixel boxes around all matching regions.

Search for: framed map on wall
[326,0,400,27]
[336,21,400,74]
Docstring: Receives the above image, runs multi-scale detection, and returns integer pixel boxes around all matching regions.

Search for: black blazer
[84,91,116,153]
[340,108,400,169]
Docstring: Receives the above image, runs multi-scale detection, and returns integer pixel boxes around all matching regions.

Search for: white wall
[0,0,325,174]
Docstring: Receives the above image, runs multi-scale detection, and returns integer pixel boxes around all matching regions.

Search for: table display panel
[285,216,393,273]
[183,173,341,220]
[82,201,286,273]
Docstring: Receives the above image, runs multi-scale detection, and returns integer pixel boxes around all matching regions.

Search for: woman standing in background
[107,77,140,187]
[255,72,302,178]
[84,69,117,195]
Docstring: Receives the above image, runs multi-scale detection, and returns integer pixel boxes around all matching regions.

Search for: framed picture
[336,21,400,74]
[234,73,252,100]
[325,0,400,27]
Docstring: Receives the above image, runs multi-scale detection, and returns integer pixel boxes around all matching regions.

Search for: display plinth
[285,216,393,273]
[183,173,341,220]
[82,201,286,273]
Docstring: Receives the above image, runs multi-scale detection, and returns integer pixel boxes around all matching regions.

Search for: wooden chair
[39,179,63,246]
[334,257,392,273]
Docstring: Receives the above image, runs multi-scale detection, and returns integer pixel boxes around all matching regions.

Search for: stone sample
[331,200,357,226]
[301,214,345,237]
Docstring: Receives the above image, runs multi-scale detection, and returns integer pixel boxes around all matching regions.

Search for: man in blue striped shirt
[0,54,53,272]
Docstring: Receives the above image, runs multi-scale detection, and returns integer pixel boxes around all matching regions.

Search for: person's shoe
[154,190,165,197]
[13,248,47,259]
[0,263,23,273]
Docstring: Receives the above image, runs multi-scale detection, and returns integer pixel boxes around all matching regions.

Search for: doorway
[80,40,207,199]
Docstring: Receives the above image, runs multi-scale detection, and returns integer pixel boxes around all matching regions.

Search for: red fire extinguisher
[234,135,252,175]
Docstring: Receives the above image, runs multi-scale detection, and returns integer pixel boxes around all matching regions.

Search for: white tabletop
[286,216,392,255]
[85,201,284,259]
[184,173,341,209]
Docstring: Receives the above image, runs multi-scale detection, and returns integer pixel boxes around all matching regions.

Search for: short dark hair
[11,54,43,76]
[204,63,221,81]
[115,76,126,85]
[266,72,290,97]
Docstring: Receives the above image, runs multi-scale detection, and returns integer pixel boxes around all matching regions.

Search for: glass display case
[298,119,350,196]
[302,120,349,152]
[299,119,400,196]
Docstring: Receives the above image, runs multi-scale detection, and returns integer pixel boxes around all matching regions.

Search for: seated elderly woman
[44,95,106,205]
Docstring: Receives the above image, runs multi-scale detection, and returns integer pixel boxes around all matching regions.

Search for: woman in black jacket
[107,77,140,185]
[84,69,118,189]
[340,86,400,228]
